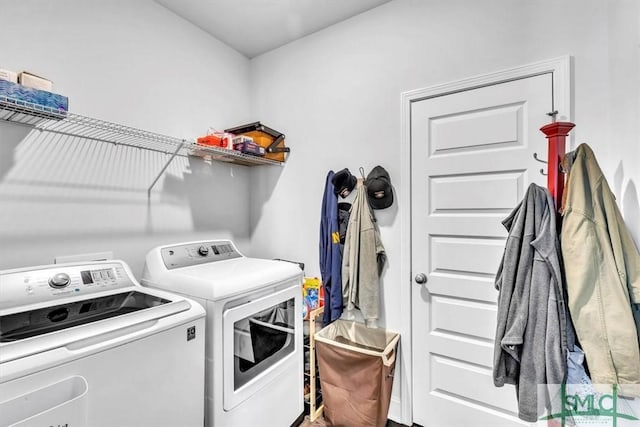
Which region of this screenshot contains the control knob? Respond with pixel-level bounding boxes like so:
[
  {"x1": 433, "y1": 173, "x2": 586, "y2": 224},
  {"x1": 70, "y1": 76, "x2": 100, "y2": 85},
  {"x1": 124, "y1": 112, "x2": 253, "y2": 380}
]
[
  {"x1": 198, "y1": 245, "x2": 210, "y2": 256},
  {"x1": 49, "y1": 272, "x2": 71, "y2": 289}
]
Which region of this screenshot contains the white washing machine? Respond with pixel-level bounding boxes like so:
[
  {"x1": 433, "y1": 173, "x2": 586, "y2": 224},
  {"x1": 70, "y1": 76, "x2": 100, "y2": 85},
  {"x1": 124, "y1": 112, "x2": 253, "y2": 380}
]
[
  {"x1": 142, "y1": 239, "x2": 304, "y2": 427},
  {"x1": 0, "y1": 260, "x2": 206, "y2": 427}
]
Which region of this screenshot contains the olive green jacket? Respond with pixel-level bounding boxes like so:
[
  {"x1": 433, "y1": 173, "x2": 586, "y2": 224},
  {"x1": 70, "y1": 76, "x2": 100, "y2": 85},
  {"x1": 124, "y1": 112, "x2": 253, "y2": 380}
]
[
  {"x1": 561, "y1": 143, "x2": 640, "y2": 385},
  {"x1": 342, "y1": 179, "x2": 386, "y2": 325}
]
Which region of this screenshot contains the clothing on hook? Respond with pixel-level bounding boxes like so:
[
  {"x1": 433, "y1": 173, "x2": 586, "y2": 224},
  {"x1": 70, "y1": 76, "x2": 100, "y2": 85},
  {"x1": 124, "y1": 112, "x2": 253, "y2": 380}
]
[
  {"x1": 560, "y1": 149, "x2": 577, "y2": 214},
  {"x1": 365, "y1": 165, "x2": 394, "y2": 210},
  {"x1": 342, "y1": 179, "x2": 386, "y2": 327},
  {"x1": 561, "y1": 143, "x2": 640, "y2": 386},
  {"x1": 320, "y1": 171, "x2": 343, "y2": 324},
  {"x1": 332, "y1": 168, "x2": 357, "y2": 198},
  {"x1": 560, "y1": 149, "x2": 576, "y2": 173},
  {"x1": 493, "y1": 183, "x2": 568, "y2": 422}
]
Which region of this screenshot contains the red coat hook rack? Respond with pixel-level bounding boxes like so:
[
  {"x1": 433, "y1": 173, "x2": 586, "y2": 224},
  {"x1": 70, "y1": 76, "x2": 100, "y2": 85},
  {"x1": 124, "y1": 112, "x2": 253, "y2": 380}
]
[{"x1": 540, "y1": 120, "x2": 575, "y2": 210}]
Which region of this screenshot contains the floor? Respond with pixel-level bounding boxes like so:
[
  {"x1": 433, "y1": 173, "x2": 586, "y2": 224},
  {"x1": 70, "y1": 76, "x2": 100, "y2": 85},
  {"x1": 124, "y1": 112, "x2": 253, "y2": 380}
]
[
  {"x1": 298, "y1": 415, "x2": 327, "y2": 426},
  {"x1": 297, "y1": 414, "x2": 407, "y2": 427}
]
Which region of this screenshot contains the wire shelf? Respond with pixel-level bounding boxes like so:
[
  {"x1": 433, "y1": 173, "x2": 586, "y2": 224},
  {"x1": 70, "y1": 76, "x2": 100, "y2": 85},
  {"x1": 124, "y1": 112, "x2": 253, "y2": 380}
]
[
  {"x1": 0, "y1": 95, "x2": 284, "y2": 196},
  {"x1": 0, "y1": 95, "x2": 284, "y2": 166}
]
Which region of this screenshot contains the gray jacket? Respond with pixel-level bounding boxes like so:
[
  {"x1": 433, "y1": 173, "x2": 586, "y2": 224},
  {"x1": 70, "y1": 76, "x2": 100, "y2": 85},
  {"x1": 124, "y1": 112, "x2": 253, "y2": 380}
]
[
  {"x1": 342, "y1": 179, "x2": 386, "y2": 325},
  {"x1": 493, "y1": 183, "x2": 568, "y2": 422}
]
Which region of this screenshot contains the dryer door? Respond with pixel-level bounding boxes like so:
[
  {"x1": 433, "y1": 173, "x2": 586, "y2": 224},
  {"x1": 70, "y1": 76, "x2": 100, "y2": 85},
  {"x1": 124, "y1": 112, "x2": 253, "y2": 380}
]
[{"x1": 222, "y1": 284, "x2": 300, "y2": 411}]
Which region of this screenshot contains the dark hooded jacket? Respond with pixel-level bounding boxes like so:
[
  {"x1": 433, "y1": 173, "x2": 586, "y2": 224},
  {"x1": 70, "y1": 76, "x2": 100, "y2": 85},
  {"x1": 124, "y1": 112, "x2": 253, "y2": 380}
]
[{"x1": 320, "y1": 171, "x2": 343, "y2": 323}]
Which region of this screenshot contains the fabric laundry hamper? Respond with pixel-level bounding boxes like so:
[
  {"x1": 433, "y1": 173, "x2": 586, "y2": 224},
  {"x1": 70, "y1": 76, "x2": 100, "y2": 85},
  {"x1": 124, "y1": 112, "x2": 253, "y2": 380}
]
[{"x1": 314, "y1": 319, "x2": 400, "y2": 427}]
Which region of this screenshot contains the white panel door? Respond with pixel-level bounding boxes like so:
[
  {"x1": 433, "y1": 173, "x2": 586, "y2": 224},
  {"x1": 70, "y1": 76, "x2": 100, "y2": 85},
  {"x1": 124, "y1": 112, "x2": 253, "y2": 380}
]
[{"x1": 411, "y1": 74, "x2": 552, "y2": 426}]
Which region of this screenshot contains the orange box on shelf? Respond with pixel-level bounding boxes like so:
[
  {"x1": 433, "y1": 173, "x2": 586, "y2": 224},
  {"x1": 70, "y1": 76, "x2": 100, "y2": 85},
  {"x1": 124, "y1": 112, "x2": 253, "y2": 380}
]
[
  {"x1": 196, "y1": 132, "x2": 233, "y2": 149},
  {"x1": 224, "y1": 122, "x2": 289, "y2": 162}
]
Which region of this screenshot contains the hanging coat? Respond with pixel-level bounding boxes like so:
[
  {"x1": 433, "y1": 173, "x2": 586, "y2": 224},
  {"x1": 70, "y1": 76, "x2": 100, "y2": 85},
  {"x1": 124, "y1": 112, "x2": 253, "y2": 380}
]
[
  {"x1": 342, "y1": 179, "x2": 386, "y2": 326},
  {"x1": 561, "y1": 143, "x2": 640, "y2": 386},
  {"x1": 320, "y1": 171, "x2": 343, "y2": 324},
  {"x1": 493, "y1": 183, "x2": 568, "y2": 422}
]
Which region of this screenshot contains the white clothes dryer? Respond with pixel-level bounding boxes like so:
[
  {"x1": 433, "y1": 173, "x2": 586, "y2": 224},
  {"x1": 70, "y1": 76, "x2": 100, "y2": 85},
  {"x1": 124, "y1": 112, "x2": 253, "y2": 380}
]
[
  {"x1": 0, "y1": 260, "x2": 205, "y2": 427},
  {"x1": 142, "y1": 239, "x2": 304, "y2": 427}
]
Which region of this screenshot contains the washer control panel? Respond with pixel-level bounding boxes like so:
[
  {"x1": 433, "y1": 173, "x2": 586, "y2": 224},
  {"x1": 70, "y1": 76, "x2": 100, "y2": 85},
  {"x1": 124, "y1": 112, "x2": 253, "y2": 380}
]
[
  {"x1": 0, "y1": 262, "x2": 133, "y2": 310},
  {"x1": 161, "y1": 240, "x2": 242, "y2": 270},
  {"x1": 49, "y1": 272, "x2": 71, "y2": 288}
]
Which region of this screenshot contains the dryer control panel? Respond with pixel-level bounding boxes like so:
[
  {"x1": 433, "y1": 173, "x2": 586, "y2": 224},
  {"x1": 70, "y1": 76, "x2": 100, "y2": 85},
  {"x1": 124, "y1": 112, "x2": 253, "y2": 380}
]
[
  {"x1": 0, "y1": 262, "x2": 134, "y2": 310},
  {"x1": 161, "y1": 240, "x2": 242, "y2": 270}
]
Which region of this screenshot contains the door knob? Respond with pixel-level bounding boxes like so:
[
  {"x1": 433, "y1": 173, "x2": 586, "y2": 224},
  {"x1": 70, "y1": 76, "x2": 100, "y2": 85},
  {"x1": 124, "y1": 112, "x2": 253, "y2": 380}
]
[{"x1": 414, "y1": 273, "x2": 428, "y2": 284}]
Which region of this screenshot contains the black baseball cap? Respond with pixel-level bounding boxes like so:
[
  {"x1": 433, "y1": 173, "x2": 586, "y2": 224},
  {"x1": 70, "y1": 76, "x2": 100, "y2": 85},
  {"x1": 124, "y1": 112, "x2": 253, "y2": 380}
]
[
  {"x1": 365, "y1": 166, "x2": 393, "y2": 209},
  {"x1": 332, "y1": 168, "x2": 357, "y2": 198}
]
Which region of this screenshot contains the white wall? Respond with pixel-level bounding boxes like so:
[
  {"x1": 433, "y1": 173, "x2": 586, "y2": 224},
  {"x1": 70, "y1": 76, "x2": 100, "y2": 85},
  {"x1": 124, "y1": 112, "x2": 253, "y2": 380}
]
[
  {"x1": 248, "y1": 0, "x2": 640, "y2": 423},
  {"x1": 0, "y1": 0, "x2": 255, "y2": 275},
  {"x1": 1, "y1": 0, "x2": 638, "y2": 424}
]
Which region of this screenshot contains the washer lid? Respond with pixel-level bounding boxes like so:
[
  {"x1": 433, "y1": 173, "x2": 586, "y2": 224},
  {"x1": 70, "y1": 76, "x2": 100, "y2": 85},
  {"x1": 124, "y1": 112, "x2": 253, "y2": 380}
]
[
  {"x1": 0, "y1": 260, "x2": 206, "y2": 366},
  {"x1": 143, "y1": 256, "x2": 302, "y2": 301},
  {"x1": 0, "y1": 290, "x2": 171, "y2": 343}
]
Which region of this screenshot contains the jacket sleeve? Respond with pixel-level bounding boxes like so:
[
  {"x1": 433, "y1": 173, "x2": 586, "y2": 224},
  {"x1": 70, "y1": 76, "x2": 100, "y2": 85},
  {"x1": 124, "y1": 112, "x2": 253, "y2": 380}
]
[
  {"x1": 357, "y1": 209, "x2": 385, "y2": 323},
  {"x1": 604, "y1": 187, "x2": 640, "y2": 303},
  {"x1": 494, "y1": 197, "x2": 528, "y2": 388},
  {"x1": 319, "y1": 171, "x2": 334, "y2": 283},
  {"x1": 342, "y1": 189, "x2": 360, "y2": 311},
  {"x1": 493, "y1": 233, "x2": 523, "y2": 387}
]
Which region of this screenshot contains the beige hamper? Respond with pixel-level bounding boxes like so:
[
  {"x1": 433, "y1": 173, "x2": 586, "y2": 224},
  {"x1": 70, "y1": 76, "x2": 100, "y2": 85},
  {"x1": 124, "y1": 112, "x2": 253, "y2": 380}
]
[{"x1": 314, "y1": 320, "x2": 400, "y2": 427}]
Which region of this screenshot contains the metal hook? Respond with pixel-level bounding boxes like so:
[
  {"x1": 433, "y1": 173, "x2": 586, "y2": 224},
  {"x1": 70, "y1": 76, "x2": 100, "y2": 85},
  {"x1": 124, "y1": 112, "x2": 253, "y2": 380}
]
[
  {"x1": 533, "y1": 153, "x2": 547, "y2": 164},
  {"x1": 359, "y1": 166, "x2": 366, "y2": 179},
  {"x1": 534, "y1": 154, "x2": 548, "y2": 175}
]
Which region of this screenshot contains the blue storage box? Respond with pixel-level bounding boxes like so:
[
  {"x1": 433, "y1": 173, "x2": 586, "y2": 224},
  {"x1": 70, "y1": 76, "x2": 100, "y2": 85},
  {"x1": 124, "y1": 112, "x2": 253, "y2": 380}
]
[
  {"x1": 233, "y1": 138, "x2": 265, "y2": 157},
  {"x1": 0, "y1": 80, "x2": 68, "y2": 120}
]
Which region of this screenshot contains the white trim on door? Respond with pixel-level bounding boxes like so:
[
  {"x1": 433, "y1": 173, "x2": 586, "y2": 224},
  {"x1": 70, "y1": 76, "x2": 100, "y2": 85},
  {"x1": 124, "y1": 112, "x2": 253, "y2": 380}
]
[{"x1": 398, "y1": 55, "x2": 572, "y2": 425}]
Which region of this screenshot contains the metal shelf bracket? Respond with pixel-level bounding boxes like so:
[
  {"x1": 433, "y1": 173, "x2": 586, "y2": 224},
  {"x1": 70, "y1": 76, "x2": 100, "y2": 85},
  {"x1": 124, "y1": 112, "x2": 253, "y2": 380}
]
[{"x1": 147, "y1": 140, "x2": 187, "y2": 197}]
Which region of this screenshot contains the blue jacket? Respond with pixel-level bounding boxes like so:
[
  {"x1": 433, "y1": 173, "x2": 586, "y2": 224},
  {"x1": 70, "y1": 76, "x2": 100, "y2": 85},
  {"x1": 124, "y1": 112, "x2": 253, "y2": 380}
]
[{"x1": 320, "y1": 171, "x2": 343, "y2": 323}]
